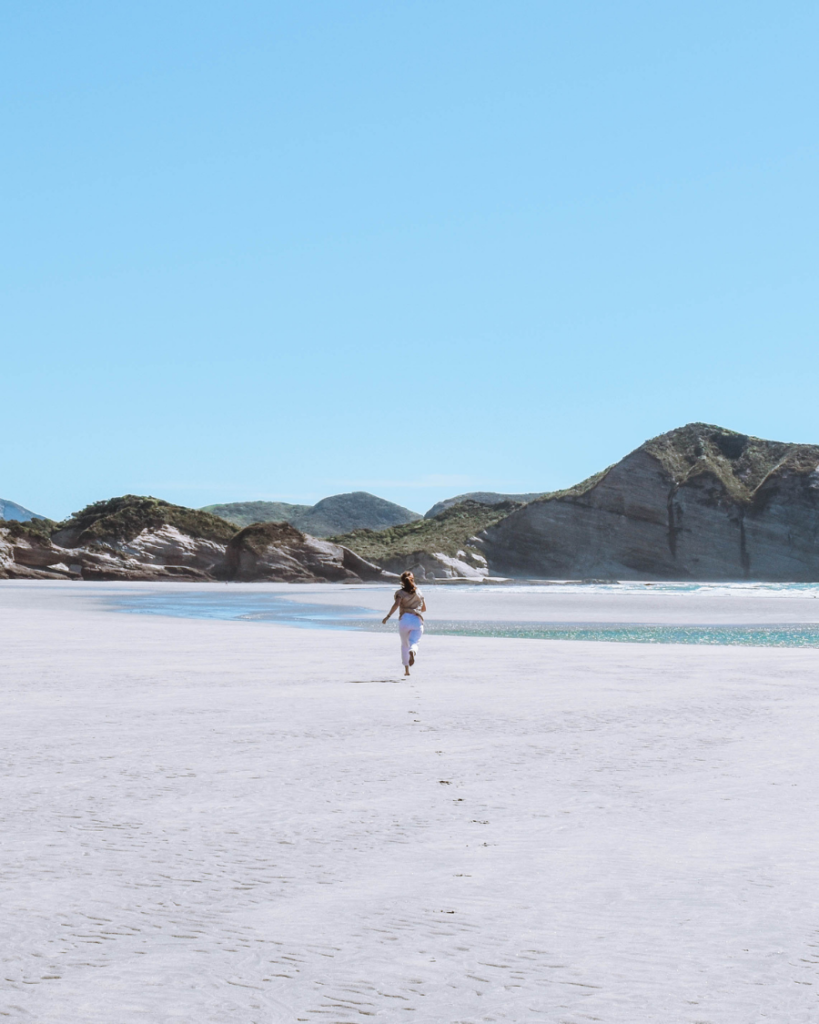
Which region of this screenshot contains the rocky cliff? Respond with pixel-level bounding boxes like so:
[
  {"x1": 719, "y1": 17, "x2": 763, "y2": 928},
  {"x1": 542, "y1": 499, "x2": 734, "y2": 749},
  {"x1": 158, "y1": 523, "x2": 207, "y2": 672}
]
[
  {"x1": 0, "y1": 520, "x2": 67, "y2": 579},
  {"x1": 225, "y1": 522, "x2": 390, "y2": 583},
  {"x1": 477, "y1": 424, "x2": 819, "y2": 581}
]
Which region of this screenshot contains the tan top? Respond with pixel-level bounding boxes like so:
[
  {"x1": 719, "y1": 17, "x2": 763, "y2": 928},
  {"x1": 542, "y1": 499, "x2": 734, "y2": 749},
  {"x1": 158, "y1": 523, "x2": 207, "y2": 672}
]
[{"x1": 395, "y1": 588, "x2": 424, "y2": 618}]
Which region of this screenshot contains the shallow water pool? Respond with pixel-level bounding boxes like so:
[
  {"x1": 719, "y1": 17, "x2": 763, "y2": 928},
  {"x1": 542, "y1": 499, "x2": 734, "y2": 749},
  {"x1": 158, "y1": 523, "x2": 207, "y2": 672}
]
[{"x1": 111, "y1": 591, "x2": 819, "y2": 647}]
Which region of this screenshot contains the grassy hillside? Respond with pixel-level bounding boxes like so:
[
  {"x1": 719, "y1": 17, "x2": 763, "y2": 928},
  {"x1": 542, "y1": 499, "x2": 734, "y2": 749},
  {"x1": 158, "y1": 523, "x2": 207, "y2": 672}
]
[
  {"x1": 424, "y1": 491, "x2": 544, "y2": 518},
  {"x1": 641, "y1": 423, "x2": 819, "y2": 502},
  {"x1": 201, "y1": 493, "x2": 420, "y2": 536},
  {"x1": 332, "y1": 499, "x2": 522, "y2": 562},
  {"x1": 294, "y1": 492, "x2": 420, "y2": 537},
  {"x1": 0, "y1": 518, "x2": 56, "y2": 543},
  {"x1": 502, "y1": 424, "x2": 819, "y2": 528},
  {"x1": 57, "y1": 496, "x2": 238, "y2": 546}
]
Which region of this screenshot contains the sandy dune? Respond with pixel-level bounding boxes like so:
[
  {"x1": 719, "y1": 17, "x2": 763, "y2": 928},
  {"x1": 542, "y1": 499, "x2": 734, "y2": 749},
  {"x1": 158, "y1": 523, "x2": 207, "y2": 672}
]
[{"x1": 3, "y1": 582, "x2": 819, "y2": 1022}]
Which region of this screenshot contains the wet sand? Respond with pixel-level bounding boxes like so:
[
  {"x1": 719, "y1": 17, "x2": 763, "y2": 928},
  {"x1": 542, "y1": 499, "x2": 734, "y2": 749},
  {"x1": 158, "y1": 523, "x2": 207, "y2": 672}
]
[{"x1": 4, "y1": 581, "x2": 819, "y2": 1022}]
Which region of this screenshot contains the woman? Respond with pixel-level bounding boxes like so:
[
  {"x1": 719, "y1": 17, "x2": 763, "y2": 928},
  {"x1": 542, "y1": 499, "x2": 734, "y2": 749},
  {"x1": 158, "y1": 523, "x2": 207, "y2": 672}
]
[{"x1": 383, "y1": 570, "x2": 427, "y2": 676}]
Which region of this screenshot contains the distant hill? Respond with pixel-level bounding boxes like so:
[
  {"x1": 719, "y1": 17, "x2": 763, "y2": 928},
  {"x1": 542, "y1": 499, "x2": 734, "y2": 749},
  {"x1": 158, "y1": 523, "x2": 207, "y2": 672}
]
[
  {"x1": 290, "y1": 492, "x2": 421, "y2": 537},
  {"x1": 424, "y1": 491, "x2": 543, "y2": 518},
  {"x1": 201, "y1": 501, "x2": 311, "y2": 528},
  {"x1": 0, "y1": 498, "x2": 46, "y2": 522},
  {"x1": 201, "y1": 491, "x2": 421, "y2": 537}
]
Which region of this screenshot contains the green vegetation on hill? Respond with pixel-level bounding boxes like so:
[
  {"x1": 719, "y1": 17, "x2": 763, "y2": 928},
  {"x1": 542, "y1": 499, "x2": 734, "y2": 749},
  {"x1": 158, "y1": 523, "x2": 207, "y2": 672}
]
[
  {"x1": 201, "y1": 492, "x2": 421, "y2": 537},
  {"x1": 332, "y1": 500, "x2": 523, "y2": 562},
  {"x1": 519, "y1": 423, "x2": 819, "y2": 518},
  {"x1": 58, "y1": 495, "x2": 238, "y2": 545},
  {"x1": 200, "y1": 500, "x2": 311, "y2": 528},
  {"x1": 641, "y1": 423, "x2": 819, "y2": 503},
  {"x1": 424, "y1": 491, "x2": 544, "y2": 518},
  {"x1": 527, "y1": 469, "x2": 611, "y2": 506},
  {"x1": 0, "y1": 517, "x2": 56, "y2": 543},
  {"x1": 295, "y1": 492, "x2": 420, "y2": 537}
]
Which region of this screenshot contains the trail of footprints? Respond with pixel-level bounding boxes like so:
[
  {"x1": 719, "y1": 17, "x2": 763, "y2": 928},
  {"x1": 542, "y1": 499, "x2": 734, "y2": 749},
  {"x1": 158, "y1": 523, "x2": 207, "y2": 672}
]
[{"x1": 7, "y1": 665, "x2": 819, "y2": 1021}]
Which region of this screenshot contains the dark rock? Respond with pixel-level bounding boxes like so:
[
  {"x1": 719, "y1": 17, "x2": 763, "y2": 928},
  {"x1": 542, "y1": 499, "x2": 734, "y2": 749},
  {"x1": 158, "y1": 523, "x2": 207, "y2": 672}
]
[
  {"x1": 224, "y1": 521, "x2": 394, "y2": 582},
  {"x1": 339, "y1": 546, "x2": 399, "y2": 582}
]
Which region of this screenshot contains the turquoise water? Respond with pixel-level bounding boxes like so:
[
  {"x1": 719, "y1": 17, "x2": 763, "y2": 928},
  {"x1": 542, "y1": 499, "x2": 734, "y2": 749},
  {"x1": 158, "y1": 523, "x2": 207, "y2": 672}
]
[
  {"x1": 418, "y1": 622, "x2": 819, "y2": 647},
  {"x1": 110, "y1": 591, "x2": 375, "y2": 629},
  {"x1": 111, "y1": 591, "x2": 819, "y2": 648}
]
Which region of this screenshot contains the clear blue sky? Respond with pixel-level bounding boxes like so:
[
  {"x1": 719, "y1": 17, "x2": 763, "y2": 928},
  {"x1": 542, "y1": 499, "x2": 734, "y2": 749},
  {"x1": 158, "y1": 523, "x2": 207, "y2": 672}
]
[{"x1": 3, "y1": 1, "x2": 817, "y2": 519}]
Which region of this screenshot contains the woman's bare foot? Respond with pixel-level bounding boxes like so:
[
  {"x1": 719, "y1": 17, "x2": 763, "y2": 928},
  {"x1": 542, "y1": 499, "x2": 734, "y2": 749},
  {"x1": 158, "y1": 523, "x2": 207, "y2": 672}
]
[
  {"x1": 404, "y1": 666, "x2": 411, "y2": 677},
  {"x1": 409, "y1": 651, "x2": 415, "y2": 667}
]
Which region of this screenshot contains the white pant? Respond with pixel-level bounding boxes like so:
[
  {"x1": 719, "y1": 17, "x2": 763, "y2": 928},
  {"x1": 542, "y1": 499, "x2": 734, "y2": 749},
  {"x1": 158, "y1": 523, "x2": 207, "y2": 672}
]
[{"x1": 398, "y1": 613, "x2": 424, "y2": 666}]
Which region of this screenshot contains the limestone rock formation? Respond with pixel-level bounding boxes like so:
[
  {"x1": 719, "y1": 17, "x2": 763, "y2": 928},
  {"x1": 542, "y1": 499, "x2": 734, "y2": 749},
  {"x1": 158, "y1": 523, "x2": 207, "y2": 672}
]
[
  {"x1": 0, "y1": 521, "x2": 70, "y2": 579},
  {"x1": 477, "y1": 424, "x2": 819, "y2": 581},
  {"x1": 224, "y1": 522, "x2": 394, "y2": 583},
  {"x1": 46, "y1": 496, "x2": 236, "y2": 581},
  {"x1": 0, "y1": 495, "x2": 396, "y2": 583},
  {"x1": 377, "y1": 548, "x2": 489, "y2": 581}
]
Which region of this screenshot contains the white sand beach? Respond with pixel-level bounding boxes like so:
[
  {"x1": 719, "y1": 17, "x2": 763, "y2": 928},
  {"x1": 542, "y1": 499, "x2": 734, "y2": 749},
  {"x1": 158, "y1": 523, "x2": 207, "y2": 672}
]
[{"x1": 4, "y1": 581, "x2": 819, "y2": 1023}]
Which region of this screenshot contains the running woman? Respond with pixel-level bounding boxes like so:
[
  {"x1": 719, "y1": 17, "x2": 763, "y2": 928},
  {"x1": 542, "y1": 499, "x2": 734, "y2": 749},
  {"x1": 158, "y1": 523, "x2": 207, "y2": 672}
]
[{"x1": 382, "y1": 570, "x2": 426, "y2": 676}]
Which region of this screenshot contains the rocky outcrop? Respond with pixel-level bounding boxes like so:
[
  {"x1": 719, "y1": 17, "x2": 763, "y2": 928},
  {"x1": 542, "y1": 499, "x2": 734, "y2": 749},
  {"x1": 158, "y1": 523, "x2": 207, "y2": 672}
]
[
  {"x1": 378, "y1": 549, "x2": 489, "y2": 580},
  {"x1": 0, "y1": 495, "x2": 397, "y2": 584},
  {"x1": 477, "y1": 424, "x2": 819, "y2": 581},
  {"x1": 224, "y1": 522, "x2": 395, "y2": 583},
  {"x1": 0, "y1": 521, "x2": 74, "y2": 579},
  {"x1": 45, "y1": 496, "x2": 236, "y2": 582}
]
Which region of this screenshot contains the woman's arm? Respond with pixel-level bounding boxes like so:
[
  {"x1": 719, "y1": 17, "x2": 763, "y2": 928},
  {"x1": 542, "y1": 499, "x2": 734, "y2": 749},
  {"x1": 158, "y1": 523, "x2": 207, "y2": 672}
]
[
  {"x1": 421, "y1": 598, "x2": 427, "y2": 612},
  {"x1": 382, "y1": 599, "x2": 400, "y2": 624}
]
